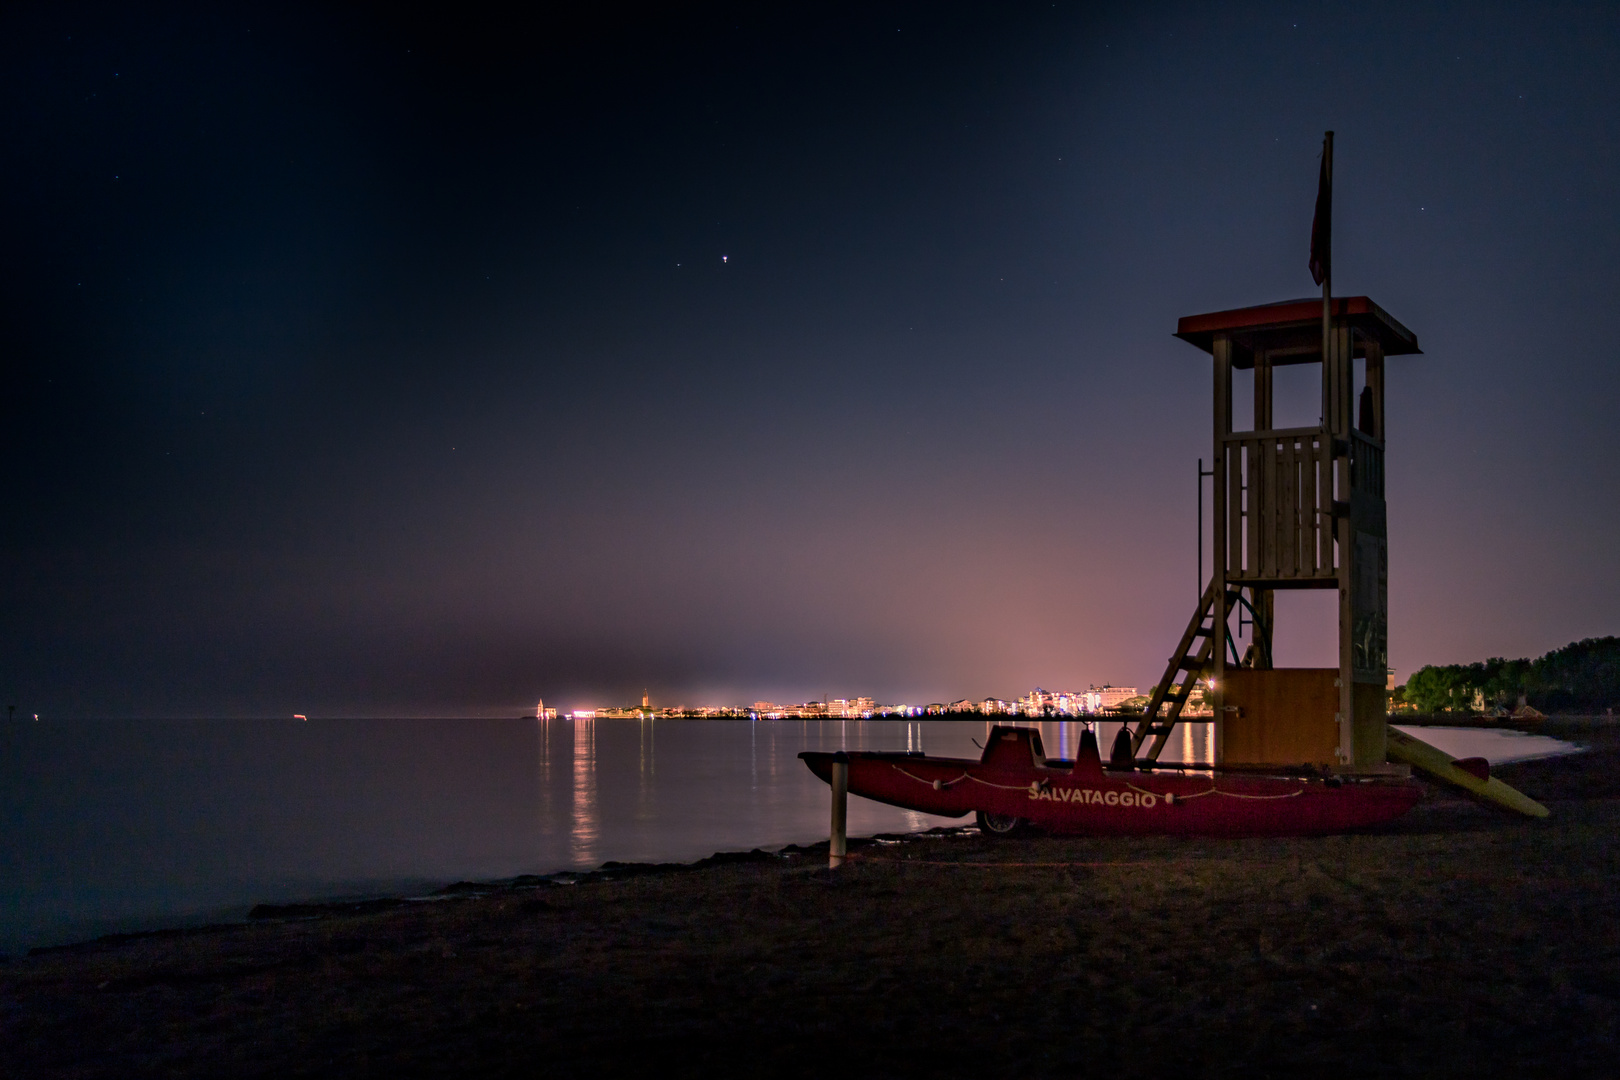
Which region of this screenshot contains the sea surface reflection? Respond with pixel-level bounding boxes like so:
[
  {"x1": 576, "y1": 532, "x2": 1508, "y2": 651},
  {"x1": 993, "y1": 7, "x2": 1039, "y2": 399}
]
[
  {"x1": 0, "y1": 717, "x2": 1205, "y2": 952},
  {"x1": 532, "y1": 716, "x2": 1205, "y2": 869}
]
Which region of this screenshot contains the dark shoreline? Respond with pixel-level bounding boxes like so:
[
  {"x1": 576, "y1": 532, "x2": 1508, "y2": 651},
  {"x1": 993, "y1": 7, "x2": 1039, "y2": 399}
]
[
  {"x1": 20, "y1": 829, "x2": 978, "y2": 960},
  {"x1": 6, "y1": 729, "x2": 1620, "y2": 1078}
]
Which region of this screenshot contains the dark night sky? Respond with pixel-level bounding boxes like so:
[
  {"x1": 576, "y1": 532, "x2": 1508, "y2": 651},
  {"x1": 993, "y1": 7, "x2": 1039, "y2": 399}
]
[{"x1": 4, "y1": 2, "x2": 1619, "y2": 717}]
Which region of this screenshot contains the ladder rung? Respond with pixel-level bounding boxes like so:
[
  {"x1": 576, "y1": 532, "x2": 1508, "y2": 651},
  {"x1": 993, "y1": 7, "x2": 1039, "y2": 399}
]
[{"x1": 1144, "y1": 591, "x2": 1224, "y2": 738}]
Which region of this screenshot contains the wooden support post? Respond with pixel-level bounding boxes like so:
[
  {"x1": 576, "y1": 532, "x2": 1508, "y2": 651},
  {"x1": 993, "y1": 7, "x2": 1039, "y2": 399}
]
[
  {"x1": 1366, "y1": 340, "x2": 1385, "y2": 442},
  {"x1": 1212, "y1": 334, "x2": 1232, "y2": 762},
  {"x1": 1249, "y1": 349, "x2": 1271, "y2": 586},
  {"x1": 1332, "y1": 323, "x2": 1357, "y2": 768},
  {"x1": 829, "y1": 751, "x2": 848, "y2": 868},
  {"x1": 1349, "y1": 333, "x2": 1390, "y2": 770},
  {"x1": 1254, "y1": 349, "x2": 1273, "y2": 432}
]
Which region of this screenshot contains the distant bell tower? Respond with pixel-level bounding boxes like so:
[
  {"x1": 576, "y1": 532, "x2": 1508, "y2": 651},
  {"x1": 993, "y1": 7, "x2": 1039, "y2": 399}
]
[
  {"x1": 1131, "y1": 295, "x2": 1420, "y2": 773},
  {"x1": 642, "y1": 689, "x2": 650, "y2": 709}
]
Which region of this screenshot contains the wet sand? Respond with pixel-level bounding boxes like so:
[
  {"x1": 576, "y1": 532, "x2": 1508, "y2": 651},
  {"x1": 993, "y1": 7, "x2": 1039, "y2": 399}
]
[{"x1": 6, "y1": 726, "x2": 1620, "y2": 1079}]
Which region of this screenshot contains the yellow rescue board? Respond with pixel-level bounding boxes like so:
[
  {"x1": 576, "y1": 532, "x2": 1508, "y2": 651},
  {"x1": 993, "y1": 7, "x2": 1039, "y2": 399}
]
[{"x1": 1386, "y1": 726, "x2": 1549, "y2": 818}]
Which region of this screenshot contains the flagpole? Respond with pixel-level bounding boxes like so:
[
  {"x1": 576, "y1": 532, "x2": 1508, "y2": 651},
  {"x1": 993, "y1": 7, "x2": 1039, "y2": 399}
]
[{"x1": 1320, "y1": 131, "x2": 1334, "y2": 396}]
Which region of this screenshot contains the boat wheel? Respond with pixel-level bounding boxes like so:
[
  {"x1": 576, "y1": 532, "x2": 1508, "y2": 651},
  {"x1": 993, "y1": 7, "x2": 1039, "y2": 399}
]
[{"x1": 975, "y1": 810, "x2": 1028, "y2": 838}]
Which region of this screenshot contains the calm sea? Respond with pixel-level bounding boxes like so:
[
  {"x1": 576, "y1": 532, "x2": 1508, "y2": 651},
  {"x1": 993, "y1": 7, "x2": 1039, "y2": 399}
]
[{"x1": 0, "y1": 717, "x2": 1572, "y2": 954}]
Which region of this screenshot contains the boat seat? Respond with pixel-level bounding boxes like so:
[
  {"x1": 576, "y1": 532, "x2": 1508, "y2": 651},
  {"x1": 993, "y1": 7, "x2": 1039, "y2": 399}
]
[
  {"x1": 1072, "y1": 728, "x2": 1105, "y2": 780},
  {"x1": 979, "y1": 725, "x2": 1046, "y2": 769},
  {"x1": 1108, "y1": 726, "x2": 1135, "y2": 771}
]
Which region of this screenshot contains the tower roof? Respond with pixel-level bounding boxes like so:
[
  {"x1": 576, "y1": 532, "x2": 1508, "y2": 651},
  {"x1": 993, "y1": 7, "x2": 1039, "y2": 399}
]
[{"x1": 1175, "y1": 296, "x2": 1420, "y2": 368}]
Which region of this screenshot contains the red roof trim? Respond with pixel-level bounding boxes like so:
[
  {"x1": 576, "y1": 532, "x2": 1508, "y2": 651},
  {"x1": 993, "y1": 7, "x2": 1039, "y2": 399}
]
[
  {"x1": 1177, "y1": 296, "x2": 1377, "y2": 337},
  {"x1": 1174, "y1": 295, "x2": 1420, "y2": 357}
]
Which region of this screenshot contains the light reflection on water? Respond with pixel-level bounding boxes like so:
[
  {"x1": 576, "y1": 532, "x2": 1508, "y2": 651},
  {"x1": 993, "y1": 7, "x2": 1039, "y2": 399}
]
[
  {"x1": 536, "y1": 716, "x2": 1214, "y2": 872},
  {"x1": 571, "y1": 717, "x2": 596, "y2": 864}
]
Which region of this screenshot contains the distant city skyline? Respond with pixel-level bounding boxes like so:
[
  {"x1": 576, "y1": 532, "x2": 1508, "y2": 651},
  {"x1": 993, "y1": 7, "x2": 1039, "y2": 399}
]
[{"x1": 548, "y1": 683, "x2": 1147, "y2": 721}]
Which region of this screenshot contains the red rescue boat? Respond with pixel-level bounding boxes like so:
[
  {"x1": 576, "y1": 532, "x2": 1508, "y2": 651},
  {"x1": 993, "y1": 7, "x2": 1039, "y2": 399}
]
[{"x1": 800, "y1": 724, "x2": 1421, "y2": 838}]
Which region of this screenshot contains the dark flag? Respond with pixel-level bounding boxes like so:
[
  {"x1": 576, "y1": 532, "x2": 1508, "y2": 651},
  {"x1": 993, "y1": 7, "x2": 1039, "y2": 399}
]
[{"x1": 1309, "y1": 134, "x2": 1331, "y2": 286}]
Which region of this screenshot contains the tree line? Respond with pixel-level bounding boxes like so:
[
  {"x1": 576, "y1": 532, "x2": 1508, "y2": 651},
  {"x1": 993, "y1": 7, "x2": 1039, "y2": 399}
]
[{"x1": 1394, "y1": 636, "x2": 1620, "y2": 714}]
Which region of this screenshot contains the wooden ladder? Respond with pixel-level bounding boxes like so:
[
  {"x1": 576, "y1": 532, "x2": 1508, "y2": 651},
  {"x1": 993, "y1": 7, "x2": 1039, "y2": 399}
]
[{"x1": 1129, "y1": 582, "x2": 1237, "y2": 762}]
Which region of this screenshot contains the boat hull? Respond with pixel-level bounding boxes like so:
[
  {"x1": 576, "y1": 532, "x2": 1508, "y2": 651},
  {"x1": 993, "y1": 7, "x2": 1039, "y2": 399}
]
[{"x1": 800, "y1": 726, "x2": 1421, "y2": 838}]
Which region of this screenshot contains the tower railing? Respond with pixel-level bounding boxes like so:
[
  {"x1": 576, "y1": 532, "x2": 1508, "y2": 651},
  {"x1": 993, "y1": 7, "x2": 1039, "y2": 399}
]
[
  {"x1": 1349, "y1": 429, "x2": 1384, "y2": 498},
  {"x1": 1220, "y1": 425, "x2": 1335, "y2": 582}
]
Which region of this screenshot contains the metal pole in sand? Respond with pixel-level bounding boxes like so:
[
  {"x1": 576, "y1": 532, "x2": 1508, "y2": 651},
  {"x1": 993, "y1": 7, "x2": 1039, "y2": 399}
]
[{"x1": 829, "y1": 751, "x2": 849, "y2": 868}]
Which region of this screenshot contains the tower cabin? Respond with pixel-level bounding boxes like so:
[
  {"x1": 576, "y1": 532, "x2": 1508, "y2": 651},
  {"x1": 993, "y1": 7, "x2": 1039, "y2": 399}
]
[{"x1": 1131, "y1": 296, "x2": 1420, "y2": 774}]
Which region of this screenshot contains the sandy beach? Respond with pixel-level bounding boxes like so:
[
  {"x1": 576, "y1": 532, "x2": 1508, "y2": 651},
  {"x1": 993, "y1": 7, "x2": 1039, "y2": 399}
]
[{"x1": 5, "y1": 723, "x2": 1619, "y2": 1079}]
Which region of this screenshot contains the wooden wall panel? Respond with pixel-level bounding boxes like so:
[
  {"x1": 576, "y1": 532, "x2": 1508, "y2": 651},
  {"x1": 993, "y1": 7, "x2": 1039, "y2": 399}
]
[{"x1": 1219, "y1": 668, "x2": 1339, "y2": 766}]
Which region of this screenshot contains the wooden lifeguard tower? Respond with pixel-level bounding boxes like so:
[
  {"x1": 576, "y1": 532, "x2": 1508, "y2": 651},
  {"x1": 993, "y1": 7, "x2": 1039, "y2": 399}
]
[
  {"x1": 1121, "y1": 131, "x2": 1434, "y2": 775},
  {"x1": 1126, "y1": 295, "x2": 1419, "y2": 774},
  {"x1": 1114, "y1": 134, "x2": 1547, "y2": 816}
]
